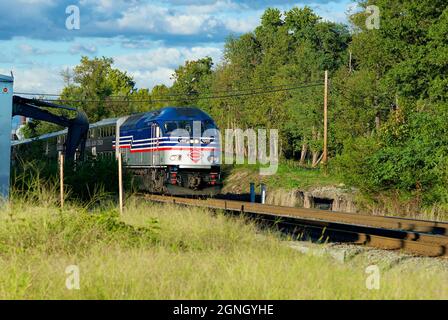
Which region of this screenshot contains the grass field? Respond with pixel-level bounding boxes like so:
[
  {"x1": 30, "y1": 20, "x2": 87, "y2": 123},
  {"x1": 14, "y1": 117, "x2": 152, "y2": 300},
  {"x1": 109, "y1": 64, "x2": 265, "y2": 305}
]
[{"x1": 0, "y1": 194, "x2": 447, "y2": 300}]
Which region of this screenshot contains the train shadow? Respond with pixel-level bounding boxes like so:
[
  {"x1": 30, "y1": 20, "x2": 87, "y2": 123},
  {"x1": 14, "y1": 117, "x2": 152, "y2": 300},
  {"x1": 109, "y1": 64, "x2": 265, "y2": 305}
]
[
  {"x1": 215, "y1": 192, "x2": 261, "y2": 202},
  {"x1": 218, "y1": 210, "x2": 446, "y2": 256}
]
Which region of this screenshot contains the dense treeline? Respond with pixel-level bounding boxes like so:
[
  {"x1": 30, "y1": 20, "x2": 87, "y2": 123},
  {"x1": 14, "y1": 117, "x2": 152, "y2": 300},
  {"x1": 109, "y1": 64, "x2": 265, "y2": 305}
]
[
  {"x1": 24, "y1": 1, "x2": 448, "y2": 207},
  {"x1": 333, "y1": 0, "x2": 448, "y2": 206}
]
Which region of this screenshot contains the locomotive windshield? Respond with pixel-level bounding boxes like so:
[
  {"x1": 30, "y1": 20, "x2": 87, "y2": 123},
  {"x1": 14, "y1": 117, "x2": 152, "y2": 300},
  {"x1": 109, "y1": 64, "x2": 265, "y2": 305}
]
[{"x1": 163, "y1": 120, "x2": 216, "y2": 136}]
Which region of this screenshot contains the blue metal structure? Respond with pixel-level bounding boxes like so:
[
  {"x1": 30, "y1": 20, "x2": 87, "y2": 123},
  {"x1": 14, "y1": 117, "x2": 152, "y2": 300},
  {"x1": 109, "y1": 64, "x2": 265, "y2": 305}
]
[
  {"x1": 250, "y1": 182, "x2": 255, "y2": 203},
  {"x1": 12, "y1": 96, "x2": 89, "y2": 161},
  {"x1": 0, "y1": 74, "x2": 13, "y2": 199}
]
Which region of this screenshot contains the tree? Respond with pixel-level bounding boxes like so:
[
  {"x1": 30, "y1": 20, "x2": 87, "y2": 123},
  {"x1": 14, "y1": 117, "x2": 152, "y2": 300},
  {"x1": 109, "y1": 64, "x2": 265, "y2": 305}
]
[
  {"x1": 202, "y1": 7, "x2": 350, "y2": 164},
  {"x1": 332, "y1": 0, "x2": 448, "y2": 207},
  {"x1": 170, "y1": 57, "x2": 213, "y2": 106},
  {"x1": 61, "y1": 56, "x2": 136, "y2": 122}
]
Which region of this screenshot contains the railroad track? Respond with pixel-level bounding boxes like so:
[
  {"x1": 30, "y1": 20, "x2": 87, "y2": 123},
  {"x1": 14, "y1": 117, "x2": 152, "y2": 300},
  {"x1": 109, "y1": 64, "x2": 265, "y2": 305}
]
[{"x1": 142, "y1": 194, "x2": 448, "y2": 258}]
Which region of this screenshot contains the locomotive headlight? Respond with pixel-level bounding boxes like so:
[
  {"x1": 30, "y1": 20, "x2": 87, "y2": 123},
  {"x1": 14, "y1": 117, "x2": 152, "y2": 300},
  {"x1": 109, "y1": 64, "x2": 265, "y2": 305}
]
[
  {"x1": 207, "y1": 155, "x2": 219, "y2": 163},
  {"x1": 170, "y1": 154, "x2": 182, "y2": 161},
  {"x1": 201, "y1": 137, "x2": 214, "y2": 144},
  {"x1": 191, "y1": 138, "x2": 200, "y2": 144}
]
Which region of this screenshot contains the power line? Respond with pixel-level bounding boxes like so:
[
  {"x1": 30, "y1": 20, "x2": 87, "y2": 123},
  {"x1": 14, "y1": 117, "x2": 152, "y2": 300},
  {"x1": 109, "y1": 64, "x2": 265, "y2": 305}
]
[
  {"x1": 15, "y1": 80, "x2": 323, "y2": 99},
  {"x1": 14, "y1": 92, "x2": 62, "y2": 97},
  {"x1": 32, "y1": 83, "x2": 323, "y2": 104}
]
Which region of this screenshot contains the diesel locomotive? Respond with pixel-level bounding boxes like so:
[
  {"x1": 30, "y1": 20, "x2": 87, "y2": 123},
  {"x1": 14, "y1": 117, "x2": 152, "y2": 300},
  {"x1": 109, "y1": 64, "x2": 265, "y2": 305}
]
[{"x1": 12, "y1": 107, "x2": 222, "y2": 196}]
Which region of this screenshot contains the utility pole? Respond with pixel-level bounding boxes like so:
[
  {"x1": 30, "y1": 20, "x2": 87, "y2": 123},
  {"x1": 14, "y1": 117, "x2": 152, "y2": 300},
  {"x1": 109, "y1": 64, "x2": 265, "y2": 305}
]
[
  {"x1": 118, "y1": 151, "x2": 123, "y2": 215},
  {"x1": 115, "y1": 116, "x2": 128, "y2": 215},
  {"x1": 322, "y1": 70, "x2": 329, "y2": 165},
  {"x1": 59, "y1": 152, "x2": 64, "y2": 209},
  {"x1": 349, "y1": 51, "x2": 352, "y2": 73}
]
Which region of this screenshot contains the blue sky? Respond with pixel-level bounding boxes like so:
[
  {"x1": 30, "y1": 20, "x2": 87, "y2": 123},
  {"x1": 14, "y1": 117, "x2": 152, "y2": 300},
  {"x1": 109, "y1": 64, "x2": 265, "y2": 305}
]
[{"x1": 0, "y1": 0, "x2": 357, "y2": 94}]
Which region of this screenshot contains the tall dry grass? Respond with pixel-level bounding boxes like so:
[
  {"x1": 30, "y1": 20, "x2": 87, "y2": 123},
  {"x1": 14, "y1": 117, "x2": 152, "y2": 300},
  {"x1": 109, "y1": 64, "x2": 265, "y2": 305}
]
[
  {"x1": 0, "y1": 191, "x2": 447, "y2": 299},
  {"x1": 0, "y1": 164, "x2": 446, "y2": 299}
]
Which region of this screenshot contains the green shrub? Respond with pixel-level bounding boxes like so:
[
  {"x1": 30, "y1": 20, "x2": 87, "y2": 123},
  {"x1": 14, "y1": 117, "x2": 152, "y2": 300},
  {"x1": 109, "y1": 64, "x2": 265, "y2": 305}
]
[
  {"x1": 12, "y1": 157, "x2": 132, "y2": 204},
  {"x1": 333, "y1": 106, "x2": 448, "y2": 206},
  {"x1": 0, "y1": 208, "x2": 159, "y2": 256}
]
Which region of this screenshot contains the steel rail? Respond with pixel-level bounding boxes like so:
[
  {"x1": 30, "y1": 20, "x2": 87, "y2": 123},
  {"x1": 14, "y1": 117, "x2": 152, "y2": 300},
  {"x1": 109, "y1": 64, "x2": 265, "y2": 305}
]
[
  {"x1": 142, "y1": 194, "x2": 448, "y2": 257},
  {"x1": 143, "y1": 194, "x2": 448, "y2": 235}
]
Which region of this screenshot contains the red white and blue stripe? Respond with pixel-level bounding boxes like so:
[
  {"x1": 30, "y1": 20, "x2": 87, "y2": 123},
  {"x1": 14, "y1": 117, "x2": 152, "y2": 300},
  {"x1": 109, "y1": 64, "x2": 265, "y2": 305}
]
[{"x1": 113, "y1": 136, "x2": 220, "y2": 153}]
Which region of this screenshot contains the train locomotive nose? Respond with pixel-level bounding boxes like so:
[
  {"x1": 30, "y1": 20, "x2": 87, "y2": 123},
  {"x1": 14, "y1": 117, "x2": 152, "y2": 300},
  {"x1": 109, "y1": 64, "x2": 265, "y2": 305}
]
[{"x1": 188, "y1": 149, "x2": 202, "y2": 163}]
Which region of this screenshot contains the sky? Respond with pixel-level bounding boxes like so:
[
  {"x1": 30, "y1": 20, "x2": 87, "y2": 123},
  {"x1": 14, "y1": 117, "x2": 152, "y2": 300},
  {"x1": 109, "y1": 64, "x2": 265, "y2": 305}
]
[{"x1": 0, "y1": 0, "x2": 357, "y2": 95}]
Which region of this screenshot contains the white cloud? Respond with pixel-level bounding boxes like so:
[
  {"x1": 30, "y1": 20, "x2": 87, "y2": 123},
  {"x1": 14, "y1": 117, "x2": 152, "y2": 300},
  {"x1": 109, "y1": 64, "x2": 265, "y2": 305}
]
[
  {"x1": 165, "y1": 15, "x2": 211, "y2": 35},
  {"x1": 80, "y1": 0, "x2": 138, "y2": 15},
  {"x1": 184, "y1": 46, "x2": 223, "y2": 61},
  {"x1": 113, "y1": 4, "x2": 215, "y2": 35},
  {"x1": 0, "y1": 44, "x2": 223, "y2": 94},
  {"x1": 114, "y1": 46, "x2": 222, "y2": 71},
  {"x1": 97, "y1": 0, "x2": 263, "y2": 37},
  {"x1": 0, "y1": 0, "x2": 351, "y2": 97},
  {"x1": 69, "y1": 43, "x2": 98, "y2": 55},
  {"x1": 17, "y1": 43, "x2": 54, "y2": 55},
  {"x1": 114, "y1": 47, "x2": 183, "y2": 71},
  {"x1": 0, "y1": 66, "x2": 65, "y2": 93},
  {"x1": 100, "y1": 2, "x2": 251, "y2": 37},
  {"x1": 120, "y1": 39, "x2": 163, "y2": 49},
  {"x1": 1, "y1": 0, "x2": 350, "y2": 43},
  {"x1": 17, "y1": 44, "x2": 35, "y2": 55},
  {"x1": 131, "y1": 67, "x2": 175, "y2": 89},
  {"x1": 16, "y1": 0, "x2": 54, "y2": 4},
  {"x1": 184, "y1": 0, "x2": 242, "y2": 15},
  {"x1": 224, "y1": 16, "x2": 259, "y2": 33},
  {"x1": 113, "y1": 45, "x2": 223, "y2": 89}
]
